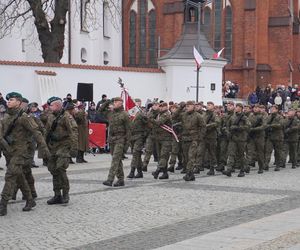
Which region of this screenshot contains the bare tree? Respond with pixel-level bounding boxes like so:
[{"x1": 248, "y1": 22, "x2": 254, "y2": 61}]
[{"x1": 0, "y1": 0, "x2": 121, "y2": 63}]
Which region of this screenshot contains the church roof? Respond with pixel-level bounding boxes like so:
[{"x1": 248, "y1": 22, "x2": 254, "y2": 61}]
[{"x1": 159, "y1": 23, "x2": 226, "y2": 62}]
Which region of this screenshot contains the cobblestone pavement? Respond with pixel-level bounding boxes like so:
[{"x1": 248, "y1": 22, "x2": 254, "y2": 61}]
[{"x1": 0, "y1": 153, "x2": 300, "y2": 249}]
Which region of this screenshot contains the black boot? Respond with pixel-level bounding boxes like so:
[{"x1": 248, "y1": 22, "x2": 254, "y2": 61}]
[
  {"x1": 183, "y1": 172, "x2": 195, "y2": 181},
  {"x1": 244, "y1": 166, "x2": 250, "y2": 174},
  {"x1": 62, "y1": 192, "x2": 70, "y2": 204},
  {"x1": 180, "y1": 168, "x2": 187, "y2": 174},
  {"x1": 175, "y1": 164, "x2": 183, "y2": 170},
  {"x1": 134, "y1": 168, "x2": 143, "y2": 178},
  {"x1": 23, "y1": 199, "x2": 36, "y2": 212},
  {"x1": 274, "y1": 166, "x2": 280, "y2": 171},
  {"x1": 167, "y1": 166, "x2": 175, "y2": 173},
  {"x1": 237, "y1": 171, "x2": 245, "y2": 177},
  {"x1": 114, "y1": 179, "x2": 125, "y2": 187},
  {"x1": 0, "y1": 199, "x2": 8, "y2": 216},
  {"x1": 43, "y1": 159, "x2": 48, "y2": 166},
  {"x1": 207, "y1": 167, "x2": 215, "y2": 176},
  {"x1": 159, "y1": 168, "x2": 169, "y2": 179},
  {"x1": 32, "y1": 192, "x2": 38, "y2": 199},
  {"x1": 142, "y1": 165, "x2": 147, "y2": 172},
  {"x1": 47, "y1": 194, "x2": 63, "y2": 205},
  {"x1": 152, "y1": 168, "x2": 160, "y2": 179},
  {"x1": 222, "y1": 169, "x2": 232, "y2": 177},
  {"x1": 127, "y1": 168, "x2": 135, "y2": 178},
  {"x1": 216, "y1": 165, "x2": 225, "y2": 172},
  {"x1": 193, "y1": 166, "x2": 200, "y2": 174},
  {"x1": 69, "y1": 158, "x2": 75, "y2": 164},
  {"x1": 103, "y1": 180, "x2": 113, "y2": 186},
  {"x1": 81, "y1": 151, "x2": 88, "y2": 163},
  {"x1": 76, "y1": 151, "x2": 83, "y2": 163}
]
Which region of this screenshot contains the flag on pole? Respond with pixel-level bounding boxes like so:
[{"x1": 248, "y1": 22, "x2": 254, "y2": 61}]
[
  {"x1": 121, "y1": 87, "x2": 139, "y2": 118},
  {"x1": 213, "y1": 47, "x2": 225, "y2": 59},
  {"x1": 193, "y1": 46, "x2": 204, "y2": 69}
]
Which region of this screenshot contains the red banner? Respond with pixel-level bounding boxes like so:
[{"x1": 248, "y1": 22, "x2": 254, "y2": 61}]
[{"x1": 88, "y1": 123, "x2": 106, "y2": 148}]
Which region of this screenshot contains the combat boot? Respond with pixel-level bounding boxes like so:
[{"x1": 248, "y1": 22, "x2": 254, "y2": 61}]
[
  {"x1": 264, "y1": 165, "x2": 269, "y2": 171},
  {"x1": 216, "y1": 165, "x2": 225, "y2": 172},
  {"x1": 183, "y1": 172, "x2": 195, "y2": 181},
  {"x1": 258, "y1": 165, "x2": 264, "y2": 174},
  {"x1": 127, "y1": 167, "x2": 135, "y2": 179},
  {"x1": 134, "y1": 168, "x2": 143, "y2": 178},
  {"x1": 102, "y1": 180, "x2": 113, "y2": 186},
  {"x1": 222, "y1": 169, "x2": 232, "y2": 177},
  {"x1": 0, "y1": 199, "x2": 8, "y2": 216},
  {"x1": 167, "y1": 166, "x2": 175, "y2": 173},
  {"x1": 244, "y1": 166, "x2": 250, "y2": 174},
  {"x1": 292, "y1": 164, "x2": 296, "y2": 169},
  {"x1": 152, "y1": 168, "x2": 160, "y2": 179},
  {"x1": 193, "y1": 166, "x2": 200, "y2": 174},
  {"x1": 274, "y1": 166, "x2": 280, "y2": 171},
  {"x1": 62, "y1": 192, "x2": 69, "y2": 204},
  {"x1": 23, "y1": 199, "x2": 36, "y2": 212},
  {"x1": 113, "y1": 179, "x2": 125, "y2": 187},
  {"x1": 159, "y1": 169, "x2": 169, "y2": 179},
  {"x1": 237, "y1": 171, "x2": 245, "y2": 177},
  {"x1": 32, "y1": 192, "x2": 38, "y2": 199},
  {"x1": 180, "y1": 168, "x2": 187, "y2": 174},
  {"x1": 142, "y1": 165, "x2": 148, "y2": 172},
  {"x1": 207, "y1": 167, "x2": 215, "y2": 176},
  {"x1": 47, "y1": 195, "x2": 63, "y2": 205},
  {"x1": 175, "y1": 164, "x2": 183, "y2": 170}
]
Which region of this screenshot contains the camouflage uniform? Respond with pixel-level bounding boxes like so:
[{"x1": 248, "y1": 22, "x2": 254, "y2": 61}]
[
  {"x1": 74, "y1": 110, "x2": 89, "y2": 163},
  {"x1": 100, "y1": 100, "x2": 131, "y2": 186},
  {"x1": 284, "y1": 115, "x2": 299, "y2": 168},
  {"x1": 46, "y1": 110, "x2": 78, "y2": 203},
  {"x1": 0, "y1": 106, "x2": 50, "y2": 215}
]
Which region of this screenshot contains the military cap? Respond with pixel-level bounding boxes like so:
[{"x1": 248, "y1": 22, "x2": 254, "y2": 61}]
[
  {"x1": 22, "y1": 98, "x2": 29, "y2": 103},
  {"x1": 236, "y1": 103, "x2": 243, "y2": 108},
  {"x1": 65, "y1": 102, "x2": 75, "y2": 110},
  {"x1": 186, "y1": 100, "x2": 195, "y2": 106},
  {"x1": 152, "y1": 101, "x2": 160, "y2": 105},
  {"x1": 47, "y1": 96, "x2": 62, "y2": 105},
  {"x1": 135, "y1": 98, "x2": 141, "y2": 103},
  {"x1": 29, "y1": 102, "x2": 38, "y2": 108},
  {"x1": 6, "y1": 92, "x2": 22, "y2": 100},
  {"x1": 207, "y1": 101, "x2": 214, "y2": 105},
  {"x1": 113, "y1": 97, "x2": 123, "y2": 102},
  {"x1": 159, "y1": 102, "x2": 168, "y2": 107}
]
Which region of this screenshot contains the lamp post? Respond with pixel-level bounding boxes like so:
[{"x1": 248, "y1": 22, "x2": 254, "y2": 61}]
[{"x1": 185, "y1": 0, "x2": 206, "y2": 102}]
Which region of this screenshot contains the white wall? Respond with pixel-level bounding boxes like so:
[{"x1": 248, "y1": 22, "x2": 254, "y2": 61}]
[
  {"x1": 0, "y1": 64, "x2": 166, "y2": 106},
  {"x1": 159, "y1": 59, "x2": 226, "y2": 105}
]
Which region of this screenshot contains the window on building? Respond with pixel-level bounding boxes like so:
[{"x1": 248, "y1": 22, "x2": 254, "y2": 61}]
[
  {"x1": 81, "y1": 48, "x2": 87, "y2": 63},
  {"x1": 103, "y1": 1, "x2": 110, "y2": 38},
  {"x1": 81, "y1": 0, "x2": 90, "y2": 32},
  {"x1": 103, "y1": 51, "x2": 109, "y2": 65},
  {"x1": 129, "y1": 10, "x2": 137, "y2": 65},
  {"x1": 148, "y1": 10, "x2": 157, "y2": 66},
  {"x1": 225, "y1": 6, "x2": 232, "y2": 62},
  {"x1": 202, "y1": 7, "x2": 211, "y2": 44},
  {"x1": 21, "y1": 39, "x2": 26, "y2": 52},
  {"x1": 214, "y1": 0, "x2": 222, "y2": 51},
  {"x1": 139, "y1": 0, "x2": 147, "y2": 65}
]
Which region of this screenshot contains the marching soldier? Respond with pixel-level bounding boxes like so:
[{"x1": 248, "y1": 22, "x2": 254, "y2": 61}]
[
  {"x1": 0, "y1": 92, "x2": 50, "y2": 216},
  {"x1": 223, "y1": 103, "x2": 250, "y2": 177},
  {"x1": 46, "y1": 97, "x2": 78, "y2": 204}
]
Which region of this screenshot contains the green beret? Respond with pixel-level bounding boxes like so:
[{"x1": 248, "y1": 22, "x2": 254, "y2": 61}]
[
  {"x1": 6, "y1": 92, "x2": 22, "y2": 100},
  {"x1": 22, "y1": 98, "x2": 29, "y2": 103},
  {"x1": 236, "y1": 103, "x2": 243, "y2": 108},
  {"x1": 29, "y1": 102, "x2": 38, "y2": 108},
  {"x1": 47, "y1": 96, "x2": 62, "y2": 105},
  {"x1": 186, "y1": 100, "x2": 195, "y2": 106},
  {"x1": 113, "y1": 97, "x2": 123, "y2": 102}
]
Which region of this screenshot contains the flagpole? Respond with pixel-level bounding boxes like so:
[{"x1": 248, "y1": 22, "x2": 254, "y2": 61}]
[{"x1": 196, "y1": 66, "x2": 199, "y2": 103}]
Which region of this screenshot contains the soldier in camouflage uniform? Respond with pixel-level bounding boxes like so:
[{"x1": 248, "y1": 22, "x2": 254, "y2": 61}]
[
  {"x1": 127, "y1": 99, "x2": 148, "y2": 179},
  {"x1": 0, "y1": 92, "x2": 50, "y2": 216},
  {"x1": 168, "y1": 104, "x2": 183, "y2": 172},
  {"x1": 247, "y1": 104, "x2": 266, "y2": 174},
  {"x1": 100, "y1": 97, "x2": 131, "y2": 187},
  {"x1": 223, "y1": 103, "x2": 250, "y2": 177},
  {"x1": 173, "y1": 101, "x2": 206, "y2": 181},
  {"x1": 264, "y1": 105, "x2": 285, "y2": 171},
  {"x1": 46, "y1": 97, "x2": 78, "y2": 205},
  {"x1": 216, "y1": 101, "x2": 235, "y2": 171},
  {"x1": 142, "y1": 102, "x2": 160, "y2": 172},
  {"x1": 283, "y1": 109, "x2": 299, "y2": 169},
  {"x1": 151, "y1": 102, "x2": 173, "y2": 180}
]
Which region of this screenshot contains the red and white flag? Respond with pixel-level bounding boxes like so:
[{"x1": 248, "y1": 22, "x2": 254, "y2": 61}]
[
  {"x1": 213, "y1": 48, "x2": 225, "y2": 59},
  {"x1": 193, "y1": 46, "x2": 204, "y2": 69},
  {"x1": 121, "y1": 87, "x2": 139, "y2": 118}
]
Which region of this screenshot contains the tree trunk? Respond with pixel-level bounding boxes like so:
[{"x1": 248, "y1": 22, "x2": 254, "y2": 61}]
[{"x1": 27, "y1": 0, "x2": 69, "y2": 63}]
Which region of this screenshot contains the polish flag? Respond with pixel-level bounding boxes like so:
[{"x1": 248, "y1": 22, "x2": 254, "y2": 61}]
[
  {"x1": 193, "y1": 46, "x2": 204, "y2": 69},
  {"x1": 213, "y1": 48, "x2": 225, "y2": 59},
  {"x1": 121, "y1": 88, "x2": 139, "y2": 118}
]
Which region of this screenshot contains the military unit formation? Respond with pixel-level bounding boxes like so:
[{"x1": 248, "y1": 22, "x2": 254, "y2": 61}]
[{"x1": 0, "y1": 92, "x2": 299, "y2": 217}]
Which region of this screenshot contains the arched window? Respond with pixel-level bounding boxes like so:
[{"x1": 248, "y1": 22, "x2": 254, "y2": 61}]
[
  {"x1": 202, "y1": 7, "x2": 211, "y2": 44},
  {"x1": 129, "y1": 10, "x2": 137, "y2": 65},
  {"x1": 225, "y1": 6, "x2": 232, "y2": 62},
  {"x1": 214, "y1": 0, "x2": 222, "y2": 51},
  {"x1": 139, "y1": 0, "x2": 147, "y2": 65},
  {"x1": 148, "y1": 10, "x2": 156, "y2": 66}
]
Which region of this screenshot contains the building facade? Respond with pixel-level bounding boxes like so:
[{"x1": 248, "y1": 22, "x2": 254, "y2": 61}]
[{"x1": 122, "y1": 0, "x2": 300, "y2": 97}]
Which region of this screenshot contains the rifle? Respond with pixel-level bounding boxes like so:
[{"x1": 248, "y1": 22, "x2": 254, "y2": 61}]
[
  {"x1": 249, "y1": 116, "x2": 263, "y2": 138},
  {"x1": 46, "y1": 109, "x2": 65, "y2": 144}
]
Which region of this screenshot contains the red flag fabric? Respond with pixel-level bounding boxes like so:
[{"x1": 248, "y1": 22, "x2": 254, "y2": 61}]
[
  {"x1": 121, "y1": 88, "x2": 139, "y2": 118},
  {"x1": 193, "y1": 46, "x2": 204, "y2": 68},
  {"x1": 213, "y1": 48, "x2": 225, "y2": 59}
]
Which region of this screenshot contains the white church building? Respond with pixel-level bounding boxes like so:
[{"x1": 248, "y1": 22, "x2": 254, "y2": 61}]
[{"x1": 0, "y1": 0, "x2": 226, "y2": 105}]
